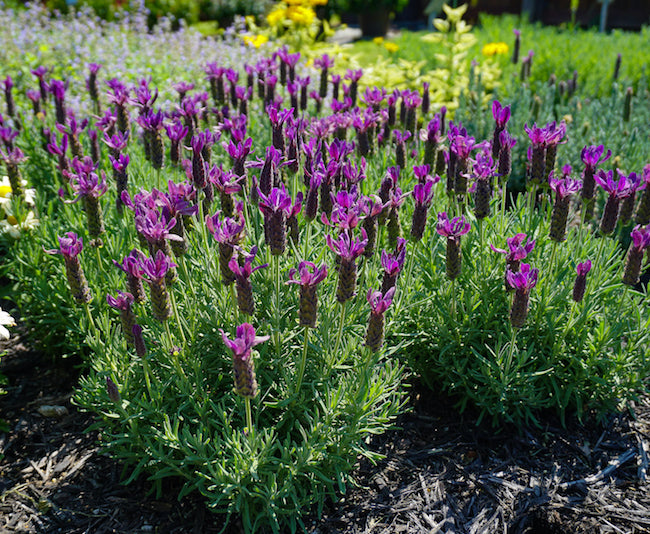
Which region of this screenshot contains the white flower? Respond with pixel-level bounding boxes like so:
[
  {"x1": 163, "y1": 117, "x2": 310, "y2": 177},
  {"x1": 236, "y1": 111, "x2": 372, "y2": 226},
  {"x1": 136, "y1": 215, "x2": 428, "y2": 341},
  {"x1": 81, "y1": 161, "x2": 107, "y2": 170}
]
[
  {"x1": 0, "y1": 210, "x2": 39, "y2": 239},
  {"x1": 0, "y1": 308, "x2": 16, "y2": 340},
  {"x1": 0, "y1": 175, "x2": 36, "y2": 210}
]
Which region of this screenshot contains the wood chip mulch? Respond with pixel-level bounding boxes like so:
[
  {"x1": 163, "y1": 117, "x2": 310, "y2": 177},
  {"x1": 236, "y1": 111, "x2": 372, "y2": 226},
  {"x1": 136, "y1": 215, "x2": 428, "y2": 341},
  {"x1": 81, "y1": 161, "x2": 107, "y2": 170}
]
[{"x1": 2, "y1": 330, "x2": 650, "y2": 534}]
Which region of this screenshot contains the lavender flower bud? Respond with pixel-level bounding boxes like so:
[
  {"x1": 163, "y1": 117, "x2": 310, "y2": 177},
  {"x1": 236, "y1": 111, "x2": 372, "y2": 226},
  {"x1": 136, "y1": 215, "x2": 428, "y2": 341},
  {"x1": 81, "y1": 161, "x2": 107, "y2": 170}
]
[
  {"x1": 65, "y1": 256, "x2": 92, "y2": 304},
  {"x1": 623, "y1": 246, "x2": 644, "y2": 286},
  {"x1": 549, "y1": 196, "x2": 571, "y2": 242},
  {"x1": 236, "y1": 276, "x2": 255, "y2": 316},
  {"x1": 106, "y1": 377, "x2": 121, "y2": 404},
  {"x1": 600, "y1": 196, "x2": 620, "y2": 235},
  {"x1": 150, "y1": 279, "x2": 172, "y2": 322},
  {"x1": 446, "y1": 238, "x2": 462, "y2": 280},
  {"x1": 474, "y1": 179, "x2": 492, "y2": 220},
  {"x1": 510, "y1": 289, "x2": 531, "y2": 328},
  {"x1": 83, "y1": 196, "x2": 105, "y2": 240},
  {"x1": 336, "y1": 258, "x2": 358, "y2": 303}
]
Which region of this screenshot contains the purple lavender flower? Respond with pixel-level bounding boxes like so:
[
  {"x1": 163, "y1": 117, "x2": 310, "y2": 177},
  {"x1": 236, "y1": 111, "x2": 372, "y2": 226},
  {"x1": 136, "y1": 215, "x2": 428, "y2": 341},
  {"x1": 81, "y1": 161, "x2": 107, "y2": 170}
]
[
  {"x1": 314, "y1": 54, "x2": 334, "y2": 98},
  {"x1": 1, "y1": 76, "x2": 15, "y2": 118},
  {"x1": 623, "y1": 226, "x2": 650, "y2": 286},
  {"x1": 572, "y1": 260, "x2": 591, "y2": 303},
  {"x1": 258, "y1": 184, "x2": 294, "y2": 256},
  {"x1": 472, "y1": 147, "x2": 495, "y2": 219},
  {"x1": 114, "y1": 249, "x2": 147, "y2": 303},
  {"x1": 619, "y1": 172, "x2": 644, "y2": 225},
  {"x1": 109, "y1": 152, "x2": 130, "y2": 213},
  {"x1": 491, "y1": 233, "x2": 535, "y2": 289},
  {"x1": 220, "y1": 323, "x2": 269, "y2": 398},
  {"x1": 206, "y1": 207, "x2": 246, "y2": 285},
  {"x1": 436, "y1": 212, "x2": 470, "y2": 280},
  {"x1": 107, "y1": 291, "x2": 137, "y2": 346},
  {"x1": 45, "y1": 233, "x2": 92, "y2": 304},
  {"x1": 365, "y1": 287, "x2": 396, "y2": 352},
  {"x1": 139, "y1": 250, "x2": 176, "y2": 322},
  {"x1": 86, "y1": 63, "x2": 102, "y2": 111},
  {"x1": 225, "y1": 137, "x2": 253, "y2": 181},
  {"x1": 548, "y1": 166, "x2": 582, "y2": 242},
  {"x1": 524, "y1": 123, "x2": 548, "y2": 185},
  {"x1": 506, "y1": 263, "x2": 539, "y2": 328},
  {"x1": 48, "y1": 79, "x2": 68, "y2": 124},
  {"x1": 287, "y1": 262, "x2": 328, "y2": 327},
  {"x1": 228, "y1": 247, "x2": 268, "y2": 316},
  {"x1": 326, "y1": 229, "x2": 368, "y2": 303},
  {"x1": 411, "y1": 174, "x2": 439, "y2": 241},
  {"x1": 64, "y1": 157, "x2": 108, "y2": 240},
  {"x1": 595, "y1": 169, "x2": 636, "y2": 235},
  {"x1": 491, "y1": 100, "x2": 511, "y2": 160},
  {"x1": 165, "y1": 121, "x2": 189, "y2": 167},
  {"x1": 381, "y1": 238, "x2": 407, "y2": 293},
  {"x1": 635, "y1": 165, "x2": 650, "y2": 225}
]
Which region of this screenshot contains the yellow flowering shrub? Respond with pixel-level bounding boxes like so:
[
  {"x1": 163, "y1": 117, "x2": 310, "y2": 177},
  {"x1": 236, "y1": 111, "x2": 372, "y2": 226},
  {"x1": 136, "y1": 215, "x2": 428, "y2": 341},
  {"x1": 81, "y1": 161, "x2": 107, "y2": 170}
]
[
  {"x1": 247, "y1": 0, "x2": 331, "y2": 51},
  {"x1": 242, "y1": 34, "x2": 270, "y2": 48},
  {"x1": 482, "y1": 42, "x2": 509, "y2": 56}
]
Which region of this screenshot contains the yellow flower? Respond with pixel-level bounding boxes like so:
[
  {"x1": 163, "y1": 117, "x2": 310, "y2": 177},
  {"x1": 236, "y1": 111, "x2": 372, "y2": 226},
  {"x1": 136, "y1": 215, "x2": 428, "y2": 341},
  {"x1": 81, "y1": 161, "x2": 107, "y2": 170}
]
[
  {"x1": 0, "y1": 184, "x2": 11, "y2": 198},
  {"x1": 267, "y1": 7, "x2": 286, "y2": 26},
  {"x1": 373, "y1": 37, "x2": 384, "y2": 45},
  {"x1": 384, "y1": 42, "x2": 399, "y2": 53},
  {"x1": 286, "y1": 5, "x2": 315, "y2": 25},
  {"x1": 482, "y1": 42, "x2": 509, "y2": 57},
  {"x1": 309, "y1": 0, "x2": 327, "y2": 5},
  {"x1": 242, "y1": 34, "x2": 269, "y2": 48}
]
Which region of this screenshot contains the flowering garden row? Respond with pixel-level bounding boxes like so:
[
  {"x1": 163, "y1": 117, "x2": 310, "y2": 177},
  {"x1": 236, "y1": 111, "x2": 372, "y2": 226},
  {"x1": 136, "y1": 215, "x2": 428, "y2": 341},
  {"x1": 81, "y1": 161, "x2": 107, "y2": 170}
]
[{"x1": 1, "y1": 14, "x2": 650, "y2": 531}]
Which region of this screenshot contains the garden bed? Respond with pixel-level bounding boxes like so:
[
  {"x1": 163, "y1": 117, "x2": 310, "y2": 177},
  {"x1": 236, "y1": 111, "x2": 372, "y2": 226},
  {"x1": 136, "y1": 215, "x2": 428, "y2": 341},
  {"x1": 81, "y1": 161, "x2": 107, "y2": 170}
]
[{"x1": 3, "y1": 328, "x2": 650, "y2": 533}]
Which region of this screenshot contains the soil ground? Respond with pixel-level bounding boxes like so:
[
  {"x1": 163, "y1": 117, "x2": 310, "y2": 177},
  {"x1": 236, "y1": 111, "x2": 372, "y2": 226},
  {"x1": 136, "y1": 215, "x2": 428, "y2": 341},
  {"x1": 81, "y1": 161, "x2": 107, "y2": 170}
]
[{"x1": 2, "y1": 327, "x2": 650, "y2": 534}]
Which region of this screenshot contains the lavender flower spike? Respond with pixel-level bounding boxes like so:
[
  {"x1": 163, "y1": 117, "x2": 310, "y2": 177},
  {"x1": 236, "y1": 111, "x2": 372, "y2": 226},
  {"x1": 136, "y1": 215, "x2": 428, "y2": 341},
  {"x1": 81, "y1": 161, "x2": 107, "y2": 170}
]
[
  {"x1": 107, "y1": 291, "x2": 136, "y2": 346},
  {"x1": 506, "y1": 263, "x2": 539, "y2": 328},
  {"x1": 326, "y1": 229, "x2": 368, "y2": 303},
  {"x1": 220, "y1": 323, "x2": 269, "y2": 398},
  {"x1": 45, "y1": 232, "x2": 92, "y2": 304},
  {"x1": 623, "y1": 226, "x2": 650, "y2": 286},
  {"x1": 228, "y1": 247, "x2": 268, "y2": 316},
  {"x1": 436, "y1": 212, "x2": 470, "y2": 280},
  {"x1": 139, "y1": 250, "x2": 177, "y2": 322},
  {"x1": 548, "y1": 166, "x2": 582, "y2": 242},
  {"x1": 287, "y1": 262, "x2": 328, "y2": 328},
  {"x1": 572, "y1": 260, "x2": 591, "y2": 303},
  {"x1": 365, "y1": 287, "x2": 396, "y2": 352}
]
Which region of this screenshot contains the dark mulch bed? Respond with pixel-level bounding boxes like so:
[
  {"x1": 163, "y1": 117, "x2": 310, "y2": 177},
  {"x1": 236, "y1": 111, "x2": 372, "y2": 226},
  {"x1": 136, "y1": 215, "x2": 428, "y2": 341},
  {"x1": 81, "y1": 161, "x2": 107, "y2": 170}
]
[{"x1": 2, "y1": 328, "x2": 650, "y2": 534}]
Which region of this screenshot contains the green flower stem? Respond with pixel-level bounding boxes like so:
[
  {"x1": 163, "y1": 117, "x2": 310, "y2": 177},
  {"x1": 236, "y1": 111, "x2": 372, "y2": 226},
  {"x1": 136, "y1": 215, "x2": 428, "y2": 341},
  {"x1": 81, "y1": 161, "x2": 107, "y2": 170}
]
[
  {"x1": 505, "y1": 327, "x2": 518, "y2": 375},
  {"x1": 95, "y1": 245, "x2": 104, "y2": 278},
  {"x1": 170, "y1": 290, "x2": 187, "y2": 347},
  {"x1": 274, "y1": 254, "x2": 281, "y2": 356},
  {"x1": 141, "y1": 352, "x2": 154, "y2": 401},
  {"x1": 156, "y1": 168, "x2": 161, "y2": 191},
  {"x1": 229, "y1": 283, "x2": 239, "y2": 326},
  {"x1": 548, "y1": 240, "x2": 558, "y2": 277},
  {"x1": 450, "y1": 279, "x2": 457, "y2": 323},
  {"x1": 332, "y1": 301, "x2": 347, "y2": 366},
  {"x1": 528, "y1": 183, "x2": 537, "y2": 221},
  {"x1": 198, "y1": 192, "x2": 212, "y2": 274},
  {"x1": 178, "y1": 255, "x2": 196, "y2": 302},
  {"x1": 295, "y1": 326, "x2": 310, "y2": 394},
  {"x1": 245, "y1": 396, "x2": 253, "y2": 435},
  {"x1": 616, "y1": 285, "x2": 630, "y2": 322},
  {"x1": 303, "y1": 221, "x2": 311, "y2": 260},
  {"x1": 83, "y1": 302, "x2": 98, "y2": 340},
  {"x1": 164, "y1": 320, "x2": 187, "y2": 381}
]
